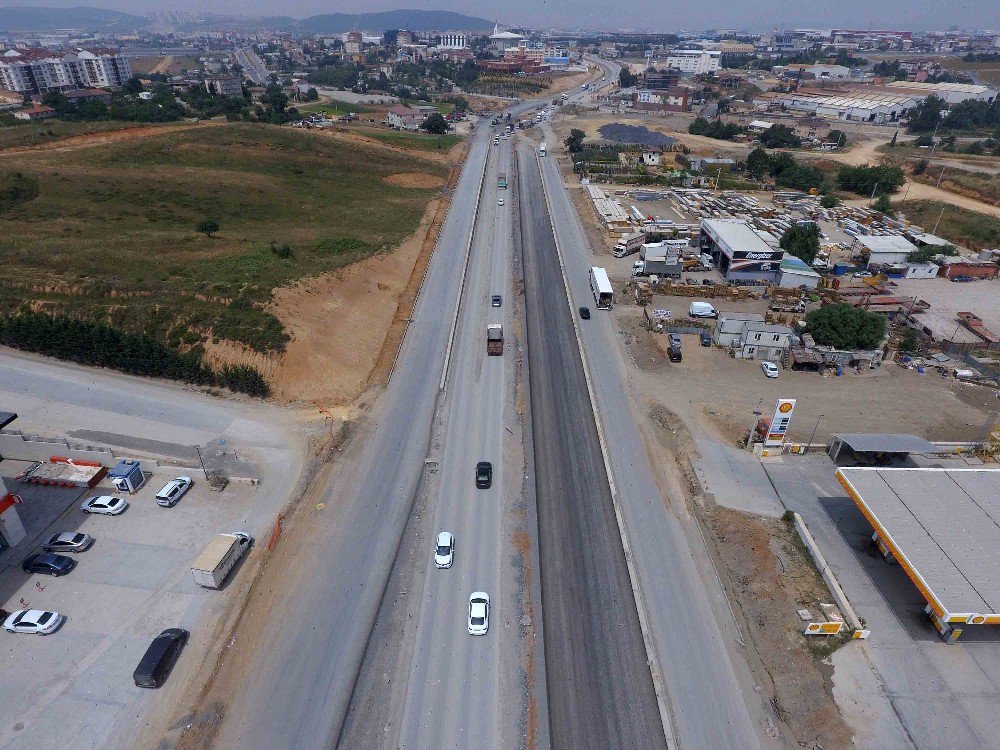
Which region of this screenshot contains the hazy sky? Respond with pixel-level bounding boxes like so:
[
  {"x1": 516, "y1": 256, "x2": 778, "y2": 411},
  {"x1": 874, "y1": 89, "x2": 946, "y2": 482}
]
[{"x1": 8, "y1": 0, "x2": 1000, "y2": 31}]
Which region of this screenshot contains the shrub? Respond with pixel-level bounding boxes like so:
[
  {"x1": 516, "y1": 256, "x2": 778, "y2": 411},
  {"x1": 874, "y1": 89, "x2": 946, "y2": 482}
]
[{"x1": 804, "y1": 304, "x2": 886, "y2": 350}]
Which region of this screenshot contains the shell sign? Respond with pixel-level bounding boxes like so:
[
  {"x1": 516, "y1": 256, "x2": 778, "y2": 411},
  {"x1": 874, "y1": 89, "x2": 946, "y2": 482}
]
[{"x1": 764, "y1": 399, "x2": 796, "y2": 447}]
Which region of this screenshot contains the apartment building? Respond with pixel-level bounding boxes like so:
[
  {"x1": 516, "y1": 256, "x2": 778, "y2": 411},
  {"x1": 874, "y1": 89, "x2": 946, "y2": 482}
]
[
  {"x1": 0, "y1": 48, "x2": 132, "y2": 95},
  {"x1": 664, "y1": 49, "x2": 721, "y2": 75}
]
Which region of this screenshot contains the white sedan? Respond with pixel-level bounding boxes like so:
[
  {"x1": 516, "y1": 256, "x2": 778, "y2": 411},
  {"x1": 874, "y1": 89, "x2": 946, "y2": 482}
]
[
  {"x1": 3, "y1": 609, "x2": 64, "y2": 635},
  {"x1": 761, "y1": 361, "x2": 780, "y2": 378},
  {"x1": 468, "y1": 592, "x2": 490, "y2": 636},
  {"x1": 81, "y1": 495, "x2": 128, "y2": 515},
  {"x1": 434, "y1": 531, "x2": 455, "y2": 569}
]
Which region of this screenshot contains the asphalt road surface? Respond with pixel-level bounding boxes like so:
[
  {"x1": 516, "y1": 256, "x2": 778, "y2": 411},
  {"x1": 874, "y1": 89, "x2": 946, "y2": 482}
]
[
  {"x1": 207, "y1": 122, "x2": 494, "y2": 749},
  {"x1": 517, "y1": 143, "x2": 669, "y2": 750},
  {"x1": 537, "y1": 123, "x2": 764, "y2": 748},
  {"x1": 235, "y1": 47, "x2": 269, "y2": 84}
]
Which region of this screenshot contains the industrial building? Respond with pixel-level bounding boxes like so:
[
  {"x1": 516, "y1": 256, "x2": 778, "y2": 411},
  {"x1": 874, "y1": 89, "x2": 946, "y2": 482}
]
[
  {"x1": 883, "y1": 80, "x2": 998, "y2": 105},
  {"x1": 838, "y1": 467, "x2": 1000, "y2": 642},
  {"x1": 853, "y1": 234, "x2": 919, "y2": 268},
  {"x1": 777, "y1": 255, "x2": 822, "y2": 288},
  {"x1": 756, "y1": 90, "x2": 918, "y2": 123},
  {"x1": 699, "y1": 219, "x2": 784, "y2": 284}
]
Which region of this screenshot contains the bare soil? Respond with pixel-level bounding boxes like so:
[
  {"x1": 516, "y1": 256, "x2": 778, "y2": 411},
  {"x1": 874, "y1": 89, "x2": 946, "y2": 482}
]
[
  {"x1": 383, "y1": 172, "x2": 446, "y2": 188},
  {"x1": 0, "y1": 121, "x2": 220, "y2": 156}
]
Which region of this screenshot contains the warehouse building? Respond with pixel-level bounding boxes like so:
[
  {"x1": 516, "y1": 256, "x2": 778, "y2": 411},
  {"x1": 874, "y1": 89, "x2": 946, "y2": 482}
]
[
  {"x1": 756, "y1": 90, "x2": 918, "y2": 123},
  {"x1": 699, "y1": 219, "x2": 784, "y2": 284},
  {"x1": 883, "y1": 80, "x2": 997, "y2": 105},
  {"x1": 838, "y1": 467, "x2": 1000, "y2": 642}
]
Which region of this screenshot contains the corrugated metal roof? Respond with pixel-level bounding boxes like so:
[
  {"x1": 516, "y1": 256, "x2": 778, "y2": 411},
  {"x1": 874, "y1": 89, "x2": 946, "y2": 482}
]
[{"x1": 834, "y1": 433, "x2": 938, "y2": 453}]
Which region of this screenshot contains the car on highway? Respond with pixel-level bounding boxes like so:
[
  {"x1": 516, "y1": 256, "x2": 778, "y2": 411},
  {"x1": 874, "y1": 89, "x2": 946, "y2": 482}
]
[
  {"x1": 491, "y1": 294, "x2": 502, "y2": 307},
  {"x1": 468, "y1": 592, "x2": 490, "y2": 635},
  {"x1": 498, "y1": 196, "x2": 505, "y2": 206},
  {"x1": 81, "y1": 495, "x2": 128, "y2": 515},
  {"x1": 700, "y1": 330, "x2": 712, "y2": 347},
  {"x1": 133, "y1": 628, "x2": 188, "y2": 688},
  {"x1": 475, "y1": 461, "x2": 493, "y2": 489},
  {"x1": 156, "y1": 476, "x2": 192, "y2": 507},
  {"x1": 579, "y1": 306, "x2": 591, "y2": 319},
  {"x1": 434, "y1": 531, "x2": 455, "y2": 569},
  {"x1": 22, "y1": 552, "x2": 75, "y2": 576},
  {"x1": 761, "y1": 361, "x2": 780, "y2": 378},
  {"x1": 43, "y1": 531, "x2": 94, "y2": 553},
  {"x1": 3, "y1": 609, "x2": 64, "y2": 636}
]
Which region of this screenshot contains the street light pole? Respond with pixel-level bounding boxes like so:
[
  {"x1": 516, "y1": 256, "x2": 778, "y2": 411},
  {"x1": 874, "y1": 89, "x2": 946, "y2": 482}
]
[
  {"x1": 746, "y1": 398, "x2": 765, "y2": 453},
  {"x1": 805, "y1": 414, "x2": 824, "y2": 455}
]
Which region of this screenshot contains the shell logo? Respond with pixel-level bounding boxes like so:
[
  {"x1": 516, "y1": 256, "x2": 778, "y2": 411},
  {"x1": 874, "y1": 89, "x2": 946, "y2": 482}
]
[
  {"x1": 778, "y1": 402, "x2": 794, "y2": 413},
  {"x1": 969, "y1": 615, "x2": 987, "y2": 625}
]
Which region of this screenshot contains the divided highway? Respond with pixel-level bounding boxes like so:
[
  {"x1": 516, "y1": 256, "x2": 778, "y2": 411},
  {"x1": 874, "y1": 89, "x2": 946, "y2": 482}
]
[{"x1": 518, "y1": 142, "x2": 669, "y2": 750}]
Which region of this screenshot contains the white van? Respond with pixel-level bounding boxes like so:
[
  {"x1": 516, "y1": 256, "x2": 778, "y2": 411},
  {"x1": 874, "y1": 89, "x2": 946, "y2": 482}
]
[{"x1": 689, "y1": 301, "x2": 718, "y2": 319}]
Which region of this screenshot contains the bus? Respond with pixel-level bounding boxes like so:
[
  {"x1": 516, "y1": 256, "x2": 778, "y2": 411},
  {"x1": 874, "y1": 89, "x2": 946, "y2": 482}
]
[
  {"x1": 589, "y1": 267, "x2": 613, "y2": 309},
  {"x1": 497, "y1": 172, "x2": 507, "y2": 189}
]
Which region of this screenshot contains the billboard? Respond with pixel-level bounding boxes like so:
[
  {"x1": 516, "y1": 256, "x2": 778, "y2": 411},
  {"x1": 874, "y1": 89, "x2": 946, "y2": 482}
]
[{"x1": 764, "y1": 399, "x2": 796, "y2": 447}]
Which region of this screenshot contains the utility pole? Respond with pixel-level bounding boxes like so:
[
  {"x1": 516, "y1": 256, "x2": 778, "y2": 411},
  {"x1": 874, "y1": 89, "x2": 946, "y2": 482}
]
[
  {"x1": 900, "y1": 182, "x2": 911, "y2": 204},
  {"x1": 935, "y1": 165, "x2": 946, "y2": 188},
  {"x1": 746, "y1": 398, "x2": 765, "y2": 453},
  {"x1": 928, "y1": 118, "x2": 942, "y2": 158},
  {"x1": 932, "y1": 205, "x2": 945, "y2": 234}
]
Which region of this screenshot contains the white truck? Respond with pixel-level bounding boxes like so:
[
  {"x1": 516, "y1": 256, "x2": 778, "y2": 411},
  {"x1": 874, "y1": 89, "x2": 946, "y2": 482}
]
[
  {"x1": 539, "y1": 141, "x2": 547, "y2": 157},
  {"x1": 613, "y1": 232, "x2": 646, "y2": 257},
  {"x1": 191, "y1": 532, "x2": 252, "y2": 589}
]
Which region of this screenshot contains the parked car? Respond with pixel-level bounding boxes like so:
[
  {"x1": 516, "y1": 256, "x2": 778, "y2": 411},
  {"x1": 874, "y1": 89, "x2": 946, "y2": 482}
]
[
  {"x1": 475, "y1": 461, "x2": 493, "y2": 489},
  {"x1": 761, "y1": 361, "x2": 780, "y2": 378},
  {"x1": 3, "y1": 609, "x2": 64, "y2": 635},
  {"x1": 81, "y1": 495, "x2": 128, "y2": 515},
  {"x1": 700, "y1": 330, "x2": 712, "y2": 347},
  {"x1": 43, "y1": 531, "x2": 93, "y2": 553},
  {"x1": 491, "y1": 294, "x2": 503, "y2": 307},
  {"x1": 156, "y1": 476, "x2": 192, "y2": 508},
  {"x1": 668, "y1": 343, "x2": 682, "y2": 362},
  {"x1": 434, "y1": 531, "x2": 455, "y2": 569},
  {"x1": 22, "y1": 552, "x2": 75, "y2": 576},
  {"x1": 579, "y1": 306, "x2": 591, "y2": 320},
  {"x1": 950, "y1": 275, "x2": 974, "y2": 283},
  {"x1": 498, "y1": 197, "x2": 505, "y2": 206},
  {"x1": 468, "y1": 592, "x2": 490, "y2": 635},
  {"x1": 133, "y1": 628, "x2": 188, "y2": 688}
]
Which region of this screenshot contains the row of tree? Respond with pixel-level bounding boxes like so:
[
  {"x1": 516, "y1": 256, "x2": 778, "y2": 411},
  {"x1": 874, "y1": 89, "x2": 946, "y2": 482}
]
[
  {"x1": 908, "y1": 94, "x2": 1000, "y2": 134},
  {"x1": 0, "y1": 312, "x2": 269, "y2": 397}
]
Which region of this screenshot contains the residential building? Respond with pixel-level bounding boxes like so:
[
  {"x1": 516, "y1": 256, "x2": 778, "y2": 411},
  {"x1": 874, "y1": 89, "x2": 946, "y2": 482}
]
[
  {"x1": 344, "y1": 32, "x2": 363, "y2": 58},
  {"x1": 688, "y1": 156, "x2": 735, "y2": 172},
  {"x1": 632, "y1": 86, "x2": 690, "y2": 112},
  {"x1": 715, "y1": 312, "x2": 766, "y2": 347},
  {"x1": 0, "y1": 47, "x2": 132, "y2": 95},
  {"x1": 204, "y1": 74, "x2": 243, "y2": 97},
  {"x1": 643, "y1": 67, "x2": 680, "y2": 90},
  {"x1": 385, "y1": 105, "x2": 425, "y2": 130},
  {"x1": 736, "y1": 322, "x2": 794, "y2": 360},
  {"x1": 62, "y1": 88, "x2": 112, "y2": 105},
  {"x1": 13, "y1": 104, "x2": 56, "y2": 121},
  {"x1": 663, "y1": 49, "x2": 721, "y2": 75}
]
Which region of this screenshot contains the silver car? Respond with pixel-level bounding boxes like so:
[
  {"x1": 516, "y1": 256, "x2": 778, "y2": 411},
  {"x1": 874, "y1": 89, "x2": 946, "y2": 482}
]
[
  {"x1": 43, "y1": 531, "x2": 94, "y2": 553},
  {"x1": 156, "y1": 476, "x2": 192, "y2": 507},
  {"x1": 3, "y1": 610, "x2": 64, "y2": 635}
]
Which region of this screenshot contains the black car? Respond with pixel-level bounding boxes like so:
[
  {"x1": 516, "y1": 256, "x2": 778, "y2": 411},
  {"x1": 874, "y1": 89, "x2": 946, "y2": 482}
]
[
  {"x1": 579, "y1": 306, "x2": 591, "y2": 320},
  {"x1": 22, "y1": 552, "x2": 75, "y2": 576},
  {"x1": 475, "y1": 461, "x2": 493, "y2": 489},
  {"x1": 491, "y1": 294, "x2": 503, "y2": 307},
  {"x1": 700, "y1": 330, "x2": 712, "y2": 347},
  {"x1": 668, "y1": 345, "x2": 682, "y2": 362},
  {"x1": 134, "y1": 628, "x2": 188, "y2": 688}
]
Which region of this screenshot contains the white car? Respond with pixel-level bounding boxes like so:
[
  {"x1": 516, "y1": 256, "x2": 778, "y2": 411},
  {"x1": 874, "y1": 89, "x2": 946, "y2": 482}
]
[
  {"x1": 81, "y1": 495, "x2": 128, "y2": 515},
  {"x1": 761, "y1": 361, "x2": 780, "y2": 378},
  {"x1": 3, "y1": 609, "x2": 64, "y2": 635},
  {"x1": 468, "y1": 592, "x2": 490, "y2": 635},
  {"x1": 498, "y1": 197, "x2": 505, "y2": 206},
  {"x1": 156, "y1": 476, "x2": 192, "y2": 507},
  {"x1": 434, "y1": 531, "x2": 455, "y2": 569}
]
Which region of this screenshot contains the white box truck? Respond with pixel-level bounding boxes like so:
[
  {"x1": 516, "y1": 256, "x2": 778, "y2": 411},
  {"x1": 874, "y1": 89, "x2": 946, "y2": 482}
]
[
  {"x1": 191, "y1": 532, "x2": 252, "y2": 589},
  {"x1": 539, "y1": 141, "x2": 547, "y2": 157},
  {"x1": 613, "y1": 232, "x2": 645, "y2": 257}
]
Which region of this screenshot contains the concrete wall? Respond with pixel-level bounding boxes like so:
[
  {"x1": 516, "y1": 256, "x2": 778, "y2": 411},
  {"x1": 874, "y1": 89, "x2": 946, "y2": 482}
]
[{"x1": 0, "y1": 430, "x2": 159, "y2": 473}]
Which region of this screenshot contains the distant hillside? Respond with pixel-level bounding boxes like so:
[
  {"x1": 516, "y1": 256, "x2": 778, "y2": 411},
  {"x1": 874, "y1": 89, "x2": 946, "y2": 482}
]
[
  {"x1": 300, "y1": 10, "x2": 493, "y2": 33},
  {"x1": 0, "y1": 5, "x2": 146, "y2": 32}
]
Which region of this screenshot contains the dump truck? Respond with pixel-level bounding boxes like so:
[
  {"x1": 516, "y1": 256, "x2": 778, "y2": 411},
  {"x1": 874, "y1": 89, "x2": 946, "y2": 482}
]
[
  {"x1": 487, "y1": 324, "x2": 504, "y2": 356},
  {"x1": 191, "y1": 532, "x2": 252, "y2": 589}
]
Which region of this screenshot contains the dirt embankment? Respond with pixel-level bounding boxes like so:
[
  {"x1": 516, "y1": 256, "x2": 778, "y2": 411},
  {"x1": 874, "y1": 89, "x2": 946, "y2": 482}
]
[{"x1": 0, "y1": 121, "x2": 222, "y2": 156}]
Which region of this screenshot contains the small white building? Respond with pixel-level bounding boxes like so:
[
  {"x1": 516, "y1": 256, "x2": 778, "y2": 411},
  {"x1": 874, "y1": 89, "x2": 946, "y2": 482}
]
[
  {"x1": 903, "y1": 263, "x2": 939, "y2": 278},
  {"x1": 736, "y1": 322, "x2": 794, "y2": 361},
  {"x1": 855, "y1": 235, "x2": 918, "y2": 267},
  {"x1": 714, "y1": 312, "x2": 765, "y2": 347}
]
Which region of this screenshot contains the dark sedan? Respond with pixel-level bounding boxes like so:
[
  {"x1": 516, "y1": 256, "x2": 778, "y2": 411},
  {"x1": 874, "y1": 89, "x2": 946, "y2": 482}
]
[{"x1": 22, "y1": 552, "x2": 75, "y2": 576}]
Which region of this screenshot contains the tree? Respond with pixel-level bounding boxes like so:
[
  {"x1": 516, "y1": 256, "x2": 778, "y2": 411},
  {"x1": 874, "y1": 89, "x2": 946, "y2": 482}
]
[
  {"x1": 804, "y1": 304, "x2": 887, "y2": 350},
  {"x1": 899, "y1": 329, "x2": 918, "y2": 354},
  {"x1": 906, "y1": 94, "x2": 947, "y2": 133},
  {"x1": 819, "y1": 193, "x2": 839, "y2": 208},
  {"x1": 421, "y1": 112, "x2": 448, "y2": 134},
  {"x1": 745, "y1": 147, "x2": 771, "y2": 179},
  {"x1": 565, "y1": 128, "x2": 585, "y2": 153},
  {"x1": 836, "y1": 164, "x2": 905, "y2": 195},
  {"x1": 828, "y1": 129, "x2": 848, "y2": 148},
  {"x1": 912, "y1": 158, "x2": 929, "y2": 175},
  {"x1": 872, "y1": 193, "x2": 893, "y2": 215},
  {"x1": 618, "y1": 68, "x2": 638, "y2": 87},
  {"x1": 909, "y1": 244, "x2": 956, "y2": 263},
  {"x1": 758, "y1": 124, "x2": 801, "y2": 148},
  {"x1": 122, "y1": 76, "x2": 143, "y2": 94},
  {"x1": 304, "y1": 87, "x2": 319, "y2": 101},
  {"x1": 196, "y1": 219, "x2": 220, "y2": 237},
  {"x1": 779, "y1": 222, "x2": 821, "y2": 264}
]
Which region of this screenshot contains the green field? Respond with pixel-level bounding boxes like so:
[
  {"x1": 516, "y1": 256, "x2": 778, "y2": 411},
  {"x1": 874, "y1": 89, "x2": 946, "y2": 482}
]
[
  {"x1": 298, "y1": 100, "x2": 372, "y2": 116},
  {"x1": 345, "y1": 126, "x2": 462, "y2": 152},
  {"x1": 894, "y1": 199, "x2": 1000, "y2": 250},
  {"x1": 0, "y1": 120, "x2": 174, "y2": 150},
  {"x1": 0, "y1": 122, "x2": 448, "y2": 354}
]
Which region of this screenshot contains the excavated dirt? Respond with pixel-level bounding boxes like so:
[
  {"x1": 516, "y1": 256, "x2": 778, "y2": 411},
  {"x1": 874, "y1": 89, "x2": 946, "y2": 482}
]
[{"x1": 383, "y1": 172, "x2": 446, "y2": 188}]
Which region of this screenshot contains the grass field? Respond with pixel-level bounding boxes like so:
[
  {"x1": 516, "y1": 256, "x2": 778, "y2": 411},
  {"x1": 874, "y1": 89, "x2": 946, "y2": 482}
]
[
  {"x1": 298, "y1": 100, "x2": 372, "y2": 116},
  {"x1": 912, "y1": 168, "x2": 1000, "y2": 207},
  {"x1": 0, "y1": 120, "x2": 174, "y2": 150},
  {"x1": 0, "y1": 122, "x2": 448, "y2": 353},
  {"x1": 936, "y1": 57, "x2": 1000, "y2": 88},
  {"x1": 343, "y1": 126, "x2": 462, "y2": 152},
  {"x1": 894, "y1": 199, "x2": 1000, "y2": 249}
]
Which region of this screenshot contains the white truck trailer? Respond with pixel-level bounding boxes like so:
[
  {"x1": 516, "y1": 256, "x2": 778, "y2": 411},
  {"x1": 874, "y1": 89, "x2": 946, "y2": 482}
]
[
  {"x1": 191, "y1": 532, "x2": 253, "y2": 589},
  {"x1": 539, "y1": 141, "x2": 547, "y2": 157},
  {"x1": 613, "y1": 231, "x2": 646, "y2": 257}
]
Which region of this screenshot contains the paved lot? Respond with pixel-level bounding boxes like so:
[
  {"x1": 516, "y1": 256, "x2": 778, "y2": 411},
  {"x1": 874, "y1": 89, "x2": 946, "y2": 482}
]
[
  {"x1": 766, "y1": 453, "x2": 1000, "y2": 750},
  {"x1": 893, "y1": 276, "x2": 1000, "y2": 333},
  {"x1": 0, "y1": 351, "x2": 305, "y2": 750}
]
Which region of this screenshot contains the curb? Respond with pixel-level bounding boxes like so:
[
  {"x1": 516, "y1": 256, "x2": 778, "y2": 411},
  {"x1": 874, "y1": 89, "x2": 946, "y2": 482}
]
[
  {"x1": 536, "y1": 148, "x2": 677, "y2": 749},
  {"x1": 791, "y1": 512, "x2": 865, "y2": 632}
]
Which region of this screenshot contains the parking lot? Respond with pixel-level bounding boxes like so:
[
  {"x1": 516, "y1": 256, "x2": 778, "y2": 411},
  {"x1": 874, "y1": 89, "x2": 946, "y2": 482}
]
[{"x1": 0, "y1": 350, "x2": 308, "y2": 749}]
